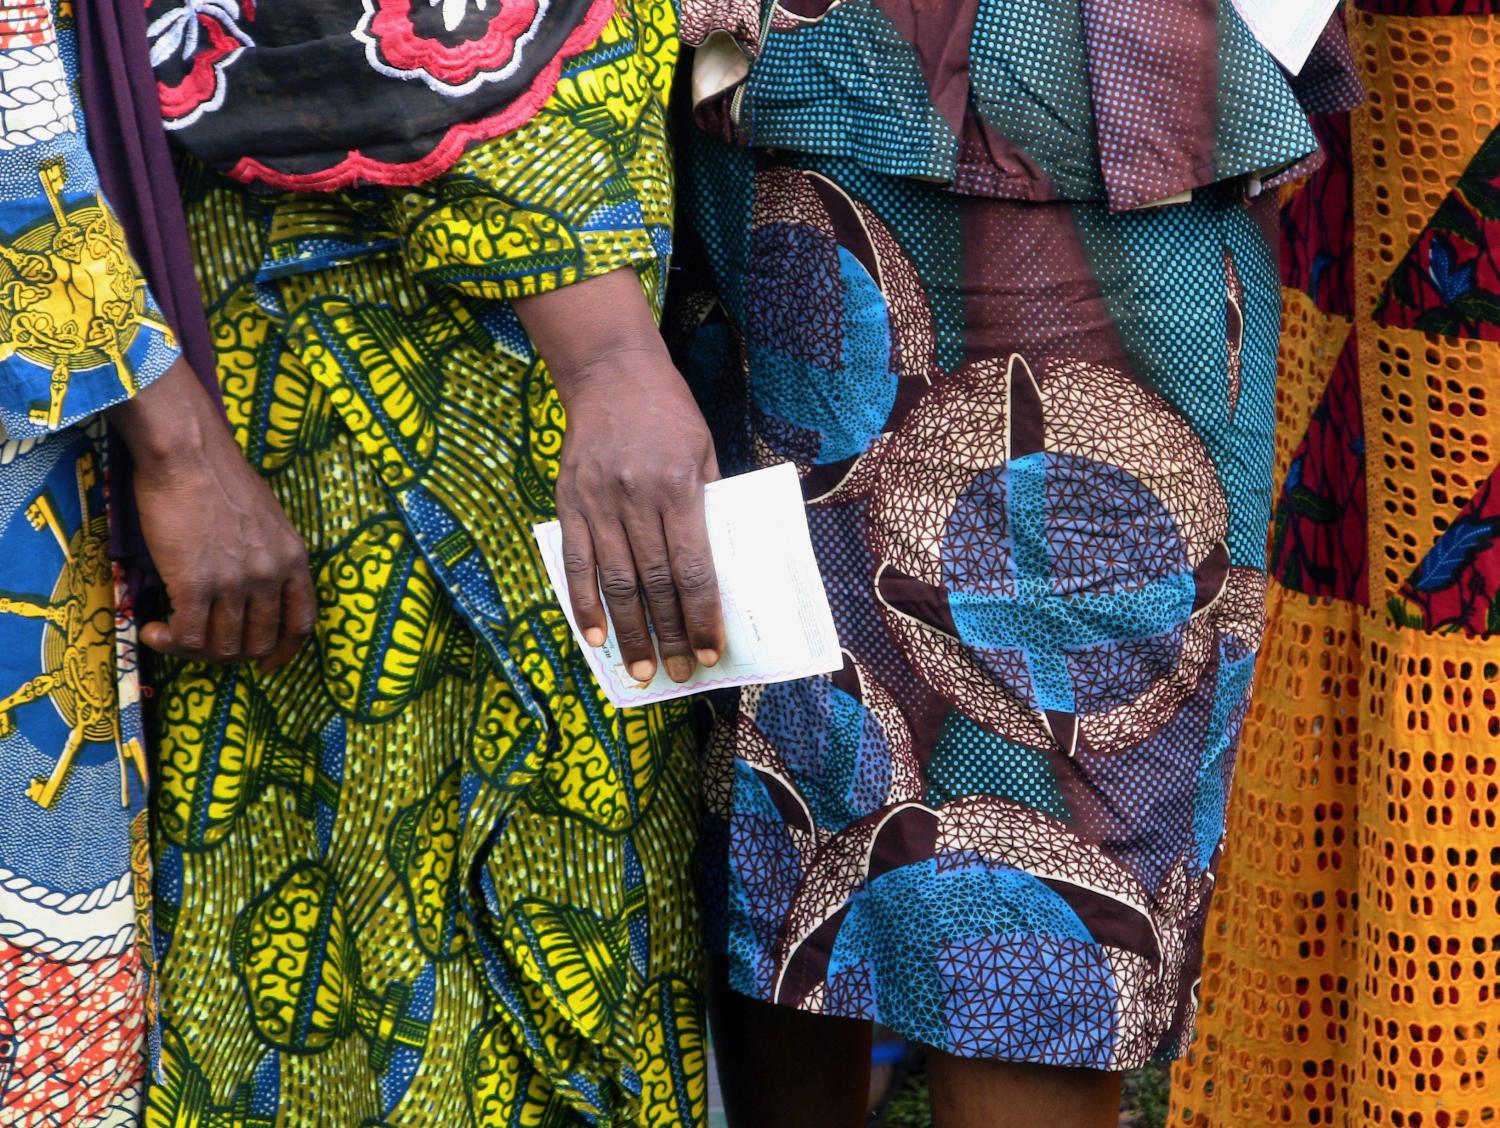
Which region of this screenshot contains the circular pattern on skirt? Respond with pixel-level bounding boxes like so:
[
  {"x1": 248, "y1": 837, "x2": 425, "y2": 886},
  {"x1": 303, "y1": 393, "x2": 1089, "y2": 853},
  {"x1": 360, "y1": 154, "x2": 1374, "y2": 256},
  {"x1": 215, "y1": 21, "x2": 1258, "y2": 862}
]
[{"x1": 868, "y1": 354, "x2": 1232, "y2": 757}]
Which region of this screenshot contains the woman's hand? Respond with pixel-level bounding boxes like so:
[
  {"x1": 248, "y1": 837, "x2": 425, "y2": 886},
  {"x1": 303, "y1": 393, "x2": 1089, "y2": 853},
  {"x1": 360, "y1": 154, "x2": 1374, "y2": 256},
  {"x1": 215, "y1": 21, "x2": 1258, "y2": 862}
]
[
  {"x1": 556, "y1": 348, "x2": 725, "y2": 682},
  {"x1": 109, "y1": 358, "x2": 315, "y2": 672},
  {"x1": 515, "y1": 270, "x2": 726, "y2": 684}
]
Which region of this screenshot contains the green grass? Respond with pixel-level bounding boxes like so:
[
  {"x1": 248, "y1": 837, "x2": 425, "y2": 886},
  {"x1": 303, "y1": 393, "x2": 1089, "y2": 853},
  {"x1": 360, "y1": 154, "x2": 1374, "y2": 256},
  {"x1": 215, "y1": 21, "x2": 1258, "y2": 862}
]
[
  {"x1": 880, "y1": 1062, "x2": 932, "y2": 1127},
  {"x1": 879, "y1": 1059, "x2": 1172, "y2": 1128},
  {"x1": 1122, "y1": 1064, "x2": 1172, "y2": 1128}
]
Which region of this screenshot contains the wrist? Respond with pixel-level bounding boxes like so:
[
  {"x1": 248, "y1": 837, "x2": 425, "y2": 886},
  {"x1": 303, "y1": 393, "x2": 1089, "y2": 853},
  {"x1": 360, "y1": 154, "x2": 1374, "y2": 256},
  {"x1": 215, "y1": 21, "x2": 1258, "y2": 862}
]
[
  {"x1": 550, "y1": 342, "x2": 678, "y2": 406},
  {"x1": 513, "y1": 267, "x2": 676, "y2": 402}
]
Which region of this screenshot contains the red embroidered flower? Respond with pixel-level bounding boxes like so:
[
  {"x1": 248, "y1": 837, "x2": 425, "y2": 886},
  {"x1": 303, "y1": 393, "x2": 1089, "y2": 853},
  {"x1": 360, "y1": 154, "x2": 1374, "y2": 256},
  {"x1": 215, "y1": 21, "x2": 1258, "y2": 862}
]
[
  {"x1": 355, "y1": 0, "x2": 551, "y2": 96},
  {"x1": 148, "y1": 0, "x2": 253, "y2": 129}
]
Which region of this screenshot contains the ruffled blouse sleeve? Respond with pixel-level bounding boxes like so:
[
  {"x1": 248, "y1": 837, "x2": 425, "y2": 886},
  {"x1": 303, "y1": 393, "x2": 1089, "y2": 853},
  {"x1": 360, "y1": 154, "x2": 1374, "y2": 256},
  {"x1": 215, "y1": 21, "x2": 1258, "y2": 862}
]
[
  {"x1": 0, "y1": 0, "x2": 178, "y2": 442},
  {"x1": 1078, "y1": 0, "x2": 1334, "y2": 210},
  {"x1": 678, "y1": 0, "x2": 1360, "y2": 212}
]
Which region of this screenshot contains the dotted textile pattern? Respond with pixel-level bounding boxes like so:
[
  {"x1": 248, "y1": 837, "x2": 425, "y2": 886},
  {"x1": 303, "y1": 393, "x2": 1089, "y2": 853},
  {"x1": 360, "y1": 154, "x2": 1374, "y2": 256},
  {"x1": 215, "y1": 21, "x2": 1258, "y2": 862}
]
[
  {"x1": 1170, "y1": 5, "x2": 1500, "y2": 1127},
  {"x1": 681, "y1": 0, "x2": 1324, "y2": 212},
  {"x1": 967, "y1": 0, "x2": 1101, "y2": 200},
  {"x1": 744, "y1": 2, "x2": 959, "y2": 186}
]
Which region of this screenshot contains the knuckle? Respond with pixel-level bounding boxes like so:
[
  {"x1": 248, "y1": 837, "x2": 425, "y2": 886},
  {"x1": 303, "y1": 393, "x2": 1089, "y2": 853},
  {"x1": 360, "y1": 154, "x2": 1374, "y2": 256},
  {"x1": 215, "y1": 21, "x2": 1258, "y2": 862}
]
[
  {"x1": 672, "y1": 553, "x2": 716, "y2": 592},
  {"x1": 561, "y1": 550, "x2": 593, "y2": 575},
  {"x1": 663, "y1": 464, "x2": 699, "y2": 503},
  {"x1": 175, "y1": 630, "x2": 207, "y2": 654},
  {"x1": 640, "y1": 565, "x2": 677, "y2": 601},
  {"x1": 556, "y1": 471, "x2": 589, "y2": 501},
  {"x1": 599, "y1": 571, "x2": 639, "y2": 602},
  {"x1": 176, "y1": 577, "x2": 213, "y2": 604},
  {"x1": 615, "y1": 625, "x2": 649, "y2": 651},
  {"x1": 615, "y1": 469, "x2": 644, "y2": 500},
  {"x1": 653, "y1": 620, "x2": 687, "y2": 645}
]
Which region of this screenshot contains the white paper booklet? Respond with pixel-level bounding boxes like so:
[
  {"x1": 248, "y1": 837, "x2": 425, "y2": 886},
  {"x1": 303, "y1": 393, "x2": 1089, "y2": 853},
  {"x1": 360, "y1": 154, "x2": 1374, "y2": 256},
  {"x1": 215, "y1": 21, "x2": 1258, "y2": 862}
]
[
  {"x1": 1231, "y1": 0, "x2": 1341, "y2": 76},
  {"x1": 533, "y1": 462, "x2": 843, "y2": 708}
]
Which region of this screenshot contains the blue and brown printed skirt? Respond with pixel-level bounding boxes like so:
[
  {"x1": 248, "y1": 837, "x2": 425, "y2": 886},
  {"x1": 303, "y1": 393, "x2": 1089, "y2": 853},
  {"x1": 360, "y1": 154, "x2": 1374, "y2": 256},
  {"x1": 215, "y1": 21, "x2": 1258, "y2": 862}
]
[{"x1": 674, "y1": 141, "x2": 1281, "y2": 1070}]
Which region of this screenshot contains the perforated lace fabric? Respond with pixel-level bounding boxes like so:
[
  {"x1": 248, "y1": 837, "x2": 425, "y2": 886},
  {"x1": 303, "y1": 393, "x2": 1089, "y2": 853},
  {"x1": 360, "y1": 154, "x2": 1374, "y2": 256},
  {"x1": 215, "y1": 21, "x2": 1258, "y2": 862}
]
[{"x1": 1170, "y1": 5, "x2": 1500, "y2": 1127}]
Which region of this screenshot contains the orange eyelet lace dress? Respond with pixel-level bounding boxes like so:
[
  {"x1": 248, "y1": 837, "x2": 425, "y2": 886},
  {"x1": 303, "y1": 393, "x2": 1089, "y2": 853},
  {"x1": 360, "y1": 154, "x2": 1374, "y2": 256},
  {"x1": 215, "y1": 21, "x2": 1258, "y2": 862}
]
[{"x1": 1171, "y1": 4, "x2": 1500, "y2": 1126}]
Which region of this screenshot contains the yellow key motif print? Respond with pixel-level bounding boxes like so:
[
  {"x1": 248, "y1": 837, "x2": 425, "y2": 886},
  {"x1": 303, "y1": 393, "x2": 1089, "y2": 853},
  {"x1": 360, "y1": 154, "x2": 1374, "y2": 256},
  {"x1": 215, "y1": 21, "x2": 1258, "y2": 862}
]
[
  {"x1": 0, "y1": 160, "x2": 172, "y2": 429},
  {"x1": 0, "y1": 448, "x2": 144, "y2": 809}
]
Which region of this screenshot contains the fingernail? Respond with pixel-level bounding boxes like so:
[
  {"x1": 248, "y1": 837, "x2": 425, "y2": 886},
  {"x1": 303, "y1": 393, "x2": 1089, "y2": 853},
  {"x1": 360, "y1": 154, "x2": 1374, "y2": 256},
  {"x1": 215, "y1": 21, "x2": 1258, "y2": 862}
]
[
  {"x1": 695, "y1": 648, "x2": 720, "y2": 668},
  {"x1": 629, "y1": 660, "x2": 656, "y2": 683},
  {"x1": 583, "y1": 627, "x2": 606, "y2": 648},
  {"x1": 666, "y1": 655, "x2": 693, "y2": 683}
]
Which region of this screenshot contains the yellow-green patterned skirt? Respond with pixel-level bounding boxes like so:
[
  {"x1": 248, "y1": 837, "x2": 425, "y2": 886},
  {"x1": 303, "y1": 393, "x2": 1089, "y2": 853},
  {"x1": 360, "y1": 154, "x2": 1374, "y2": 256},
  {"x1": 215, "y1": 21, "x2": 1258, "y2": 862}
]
[{"x1": 144, "y1": 9, "x2": 705, "y2": 1123}]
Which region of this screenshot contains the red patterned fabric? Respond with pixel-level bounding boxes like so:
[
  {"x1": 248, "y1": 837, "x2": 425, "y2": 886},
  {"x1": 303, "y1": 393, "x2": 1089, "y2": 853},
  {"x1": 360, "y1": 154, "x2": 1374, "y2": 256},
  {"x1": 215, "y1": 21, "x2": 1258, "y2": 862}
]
[
  {"x1": 0, "y1": 940, "x2": 147, "y2": 1123},
  {"x1": 1394, "y1": 468, "x2": 1500, "y2": 633},
  {"x1": 1280, "y1": 112, "x2": 1356, "y2": 318},
  {"x1": 1268, "y1": 333, "x2": 1368, "y2": 603},
  {"x1": 1375, "y1": 125, "x2": 1500, "y2": 341}
]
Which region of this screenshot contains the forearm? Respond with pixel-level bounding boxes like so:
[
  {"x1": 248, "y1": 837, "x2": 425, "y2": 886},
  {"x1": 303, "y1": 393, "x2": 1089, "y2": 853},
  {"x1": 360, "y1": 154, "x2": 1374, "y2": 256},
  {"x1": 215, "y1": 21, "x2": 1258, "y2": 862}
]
[
  {"x1": 512, "y1": 268, "x2": 672, "y2": 403},
  {"x1": 106, "y1": 357, "x2": 222, "y2": 469}
]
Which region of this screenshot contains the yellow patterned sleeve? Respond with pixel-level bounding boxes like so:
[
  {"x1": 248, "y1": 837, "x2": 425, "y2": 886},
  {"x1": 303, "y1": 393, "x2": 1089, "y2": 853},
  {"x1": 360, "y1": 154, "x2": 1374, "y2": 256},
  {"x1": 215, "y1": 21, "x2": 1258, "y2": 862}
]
[{"x1": 390, "y1": 0, "x2": 678, "y2": 305}]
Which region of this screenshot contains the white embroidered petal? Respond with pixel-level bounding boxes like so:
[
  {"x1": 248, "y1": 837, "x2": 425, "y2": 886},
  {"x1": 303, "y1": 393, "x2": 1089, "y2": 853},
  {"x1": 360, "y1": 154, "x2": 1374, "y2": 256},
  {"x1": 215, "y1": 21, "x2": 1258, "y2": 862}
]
[
  {"x1": 183, "y1": 11, "x2": 200, "y2": 58},
  {"x1": 146, "y1": 12, "x2": 189, "y2": 67}
]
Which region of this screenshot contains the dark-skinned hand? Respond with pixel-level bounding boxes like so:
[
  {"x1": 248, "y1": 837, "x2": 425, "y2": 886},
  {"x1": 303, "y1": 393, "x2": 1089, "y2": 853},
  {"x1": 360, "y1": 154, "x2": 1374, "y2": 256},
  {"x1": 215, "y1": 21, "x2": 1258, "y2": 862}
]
[
  {"x1": 515, "y1": 269, "x2": 726, "y2": 684},
  {"x1": 108, "y1": 357, "x2": 315, "y2": 672}
]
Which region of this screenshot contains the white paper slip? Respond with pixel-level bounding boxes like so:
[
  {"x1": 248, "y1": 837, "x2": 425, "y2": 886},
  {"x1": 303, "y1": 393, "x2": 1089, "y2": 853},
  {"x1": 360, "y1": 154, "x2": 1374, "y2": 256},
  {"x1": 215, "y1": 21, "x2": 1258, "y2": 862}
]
[
  {"x1": 1231, "y1": 0, "x2": 1342, "y2": 76},
  {"x1": 533, "y1": 462, "x2": 843, "y2": 708}
]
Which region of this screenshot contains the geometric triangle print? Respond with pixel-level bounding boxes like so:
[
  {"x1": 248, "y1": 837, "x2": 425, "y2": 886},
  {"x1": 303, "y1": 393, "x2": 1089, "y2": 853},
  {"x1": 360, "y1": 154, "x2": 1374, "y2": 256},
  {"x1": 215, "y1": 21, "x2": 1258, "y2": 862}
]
[
  {"x1": 1391, "y1": 464, "x2": 1500, "y2": 637},
  {"x1": 1269, "y1": 330, "x2": 1368, "y2": 604},
  {"x1": 1374, "y1": 123, "x2": 1500, "y2": 340}
]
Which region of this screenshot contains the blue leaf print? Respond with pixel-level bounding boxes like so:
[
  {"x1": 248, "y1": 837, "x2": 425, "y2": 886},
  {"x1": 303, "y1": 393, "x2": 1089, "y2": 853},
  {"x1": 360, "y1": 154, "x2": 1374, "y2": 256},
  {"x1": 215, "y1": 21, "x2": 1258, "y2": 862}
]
[
  {"x1": 1309, "y1": 251, "x2": 1332, "y2": 303},
  {"x1": 1429, "y1": 235, "x2": 1476, "y2": 304},
  {"x1": 1282, "y1": 453, "x2": 1304, "y2": 496},
  {"x1": 1410, "y1": 515, "x2": 1500, "y2": 592}
]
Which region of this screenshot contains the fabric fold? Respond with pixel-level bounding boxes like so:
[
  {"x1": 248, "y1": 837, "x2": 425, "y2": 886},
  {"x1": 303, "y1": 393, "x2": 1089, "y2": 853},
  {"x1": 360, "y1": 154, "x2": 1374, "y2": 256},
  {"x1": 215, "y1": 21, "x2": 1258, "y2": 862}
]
[{"x1": 676, "y1": 0, "x2": 1361, "y2": 210}]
